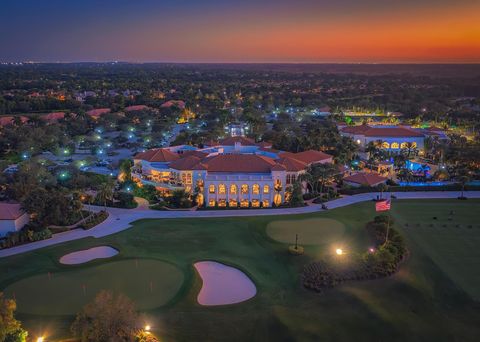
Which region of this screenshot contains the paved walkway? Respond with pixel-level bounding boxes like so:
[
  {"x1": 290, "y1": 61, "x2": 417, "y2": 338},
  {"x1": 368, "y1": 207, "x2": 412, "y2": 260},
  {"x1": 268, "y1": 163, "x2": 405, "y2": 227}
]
[{"x1": 1, "y1": 191, "x2": 479, "y2": 258}]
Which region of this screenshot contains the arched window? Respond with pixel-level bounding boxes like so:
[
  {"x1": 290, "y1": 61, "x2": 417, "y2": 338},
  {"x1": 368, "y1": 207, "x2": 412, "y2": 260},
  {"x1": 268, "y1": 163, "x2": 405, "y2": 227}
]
[
  {"x1": 251, "y1": 199, "x2": 260, "y2": 207},
  {"x1": 262, "y1": 200, "x2": 270, "y2": 207},
  {"x1": 218, "y1": 184, "x2": 226, "y2": 195},
  {"x1": 382, "y1": 142, "x2": 390, "y2": 149},
  {"x1": 230, "y1": 184, "x2": 237, "y2": 195},
  {"x1": 263, "y1": 185, "x2": 270, "y2": 194},
  {"x1": 391, "y1": 142, "x2": 399, "y2": 149},
  {"x1": 411, "y1": 142, "x2": 417, "y2": 148},
  {"x1": 229, "y1": 199, "x2": 238, "y2": 207},
  {"x1": 208, "y1": 199, "x2": 215, "y2": 207},
  {"x1": 241, "y1": 184, "x2": 249, "y2": 194},
  {"x1": 252, "y1": 184, "x2": 260, "y2": 195},
  {"x1": 400, "y1": 142, "x2": 408, "y2": 149},
  {"x1": 209, "y1": 184, "x2": 215, "y2": 194},
  {"x1": 240, "y1": 199, "x2": 249, "y2": 207}
]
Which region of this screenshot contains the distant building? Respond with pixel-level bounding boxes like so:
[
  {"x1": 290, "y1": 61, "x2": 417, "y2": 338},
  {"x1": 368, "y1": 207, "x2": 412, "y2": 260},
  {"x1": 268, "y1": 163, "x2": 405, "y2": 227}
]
[
  {"x1": 340, "y1": 124, "x2": 425, "y2": 154},
  {"x1": 0, "y1": 202, "x2": 29, "y2": 237}
]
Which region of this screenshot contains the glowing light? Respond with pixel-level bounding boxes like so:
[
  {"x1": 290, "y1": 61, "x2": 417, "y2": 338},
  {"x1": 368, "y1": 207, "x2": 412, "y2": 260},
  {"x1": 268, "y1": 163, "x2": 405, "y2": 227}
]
[
  {"x1": 36, "y1": 337, "x2": 44, "y2": 342},
  {"x1": 369, "y1": 248, "x2": 375, "y2": 253},
  {"x1": 335, "y1": 248, "x2": 343, "y2": 255},
  {"x1": 145, "y1": 325, "x2": 151, "y2": 332}
]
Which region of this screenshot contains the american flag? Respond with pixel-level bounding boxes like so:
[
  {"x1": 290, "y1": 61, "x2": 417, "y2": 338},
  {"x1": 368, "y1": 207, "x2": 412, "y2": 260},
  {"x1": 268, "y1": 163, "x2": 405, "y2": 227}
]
[{"x1": 376, "y1": 199, "x2": 391, "y2": 212}]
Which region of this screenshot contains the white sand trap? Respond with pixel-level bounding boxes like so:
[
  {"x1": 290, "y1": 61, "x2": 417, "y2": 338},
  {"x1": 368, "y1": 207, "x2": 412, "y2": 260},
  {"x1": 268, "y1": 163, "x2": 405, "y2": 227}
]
[
  {"x1": 194, "y1": 261, "x2": 256, "y2": 306},
  {"x1": 60, "y1": 246, "x2": 119, "y2": 265}
]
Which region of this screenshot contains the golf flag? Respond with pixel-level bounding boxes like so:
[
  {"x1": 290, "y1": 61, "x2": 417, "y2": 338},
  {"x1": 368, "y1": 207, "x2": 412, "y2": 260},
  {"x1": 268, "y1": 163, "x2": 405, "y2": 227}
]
[{"x1": 376, "y1": 199, "x2": 391, "y2": 212}]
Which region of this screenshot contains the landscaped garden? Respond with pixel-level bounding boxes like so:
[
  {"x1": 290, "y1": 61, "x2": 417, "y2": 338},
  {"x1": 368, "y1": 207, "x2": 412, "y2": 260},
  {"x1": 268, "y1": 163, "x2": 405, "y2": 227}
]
[{"x1": 1, "y1": 199, "x2": 480, "y2": 341}]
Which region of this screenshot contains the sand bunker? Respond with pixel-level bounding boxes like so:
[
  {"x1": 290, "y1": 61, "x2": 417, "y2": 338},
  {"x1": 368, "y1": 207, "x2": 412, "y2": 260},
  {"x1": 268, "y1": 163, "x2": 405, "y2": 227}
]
[
  {"x1": 60, "y1": 246, "x2": 119, "y2": 265},
  {"x1": 194, "y1": 261, "x2": 256, "y2": 306}
]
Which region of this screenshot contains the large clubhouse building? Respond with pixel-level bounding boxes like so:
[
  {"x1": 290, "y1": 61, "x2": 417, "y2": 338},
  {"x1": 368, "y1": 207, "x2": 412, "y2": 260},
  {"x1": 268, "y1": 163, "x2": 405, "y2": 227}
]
[{"x1": 132, "y1": 137, "x2": 332, "y2": 207}]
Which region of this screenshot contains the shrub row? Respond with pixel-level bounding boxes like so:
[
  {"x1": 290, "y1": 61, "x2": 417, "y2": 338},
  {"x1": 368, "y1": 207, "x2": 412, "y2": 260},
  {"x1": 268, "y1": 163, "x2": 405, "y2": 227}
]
[
  {"x1": 0, "y1": 227, "x2": 52, "y2": 249},
  {"x1": 302, "y1": 216, "x2": 406, "y2": 293},
  {"x1": 80, "y1": 210, "x2": 109, "y2": 230}
]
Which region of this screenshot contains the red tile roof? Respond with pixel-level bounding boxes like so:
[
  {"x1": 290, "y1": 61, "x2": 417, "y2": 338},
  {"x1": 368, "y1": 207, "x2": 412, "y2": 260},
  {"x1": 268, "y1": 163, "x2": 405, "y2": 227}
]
[
  {"x1": 161, "y1": 100, "x2": 186, "y2": 109},
  {"x1": 87, "y1": 108, "x2": 111, "y2": 117},
  {"x1": 135, "y1": 148, "x2": 180, "y2": 162},
  {"x1": 343, "y1": 172, "x2": 387, "y2": 186},
  {"x1": 125, "y1": 105, "x2": 149, "y2": 112},
  {"x1": 181, "y1": 150, "x2": 209, "y2": 158},
  {"x1": 276, "y1": 157, "x2": 307, "y2": 172},
  {"x1": 42, "y1": 112, "x2": 65, "y2": 122},
  {"x1": 0, "y1": 202, "x2": 26, "y2": 220},
  {"x1": 0, "y1": 116, "x2": 28, "y2": 126},
  {"x1": 203, "y1": 154, "x2": 278, "y2": 173},
  {"x1": 279, "y1": 150, "x2": 333, "y2": 165},
  {"x1": 169, "y1": 156, "x2": 207, "y2": 170},
  {"x1": 341, "y1": 125, "x2": 424, "y2": 138}
]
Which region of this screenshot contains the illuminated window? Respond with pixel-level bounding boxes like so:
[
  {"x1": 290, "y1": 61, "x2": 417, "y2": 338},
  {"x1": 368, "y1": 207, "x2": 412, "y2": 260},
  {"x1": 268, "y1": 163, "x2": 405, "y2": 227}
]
[
  {"x1": 230, "y1": 184, "x2": 237, "y2": 195},
  {"x1": 218, "y1": 199, "x2": 226, "y2": 207},
  {"x1": 411, "y1": 142, "x2": 417, "y2": 148},
  {"x1": 218, "y1": 184, "x2": 226, "y2": 195},
  {"x1": 196, "y1": 193, "x2": 204, "y2": 206},
  {"x1": 391, "y1": 142, "x2": 399, "y2": 149},
  {"x1": 209, "y1": 184, "x2": 215, "y2": 194},
  {"x1": 251, "y1": 199, "x2": 260, "y2": 207},
  {"x1": 241, "y1": 184, "x2": 249, "y2": 194},
  {"x1": 400, "y1": 142, "x2": 408, "y2": 149},
  {"x1": 208, "y1": 199, "x2": 216, "y2": 207},
  {"x1": 240, "y1": 199, "x2": 249, "y2": 207},
  {"x1": 274, "y1": 193, "x2": 282, "y2": 206},
  {"x1": 186, "y1": 173, "x2": 192, "y2": 184},
  {"x1": 229, "y1": 200, "x2": 238, "y2": 207},
  {"x1": 263, "y1": 185, "x2": 270, "y2": 194},
  {"x1": 382, "y1": 142, "x2": 390, "y2": 149},
  {"x1": 252, "y1": 184, "x2": 260, "y2": 195},
  {"x1": 262, "y1": 200, "x2": 270, "y2": 207}
]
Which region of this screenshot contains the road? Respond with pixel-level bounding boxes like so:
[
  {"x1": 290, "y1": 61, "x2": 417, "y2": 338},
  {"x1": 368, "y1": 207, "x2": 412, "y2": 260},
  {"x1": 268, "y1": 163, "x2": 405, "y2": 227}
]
[{"x1": 1, "y1": 191, "x2": 479, "y2": 258}]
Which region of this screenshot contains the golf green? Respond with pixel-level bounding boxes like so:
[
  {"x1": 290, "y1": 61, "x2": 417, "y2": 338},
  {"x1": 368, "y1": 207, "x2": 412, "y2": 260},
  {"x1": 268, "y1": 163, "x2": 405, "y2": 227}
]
[
  {"x1": 3, "y1": 259, "x2": 184, "y2": 315},
  {"x1": 266, "y1": 218, "x2": 346, "y2": 245}
]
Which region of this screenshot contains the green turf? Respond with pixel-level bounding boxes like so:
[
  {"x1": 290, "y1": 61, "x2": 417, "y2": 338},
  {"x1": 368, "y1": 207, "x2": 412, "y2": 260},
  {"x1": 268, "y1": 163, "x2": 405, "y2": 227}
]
[
  {"x1": 266, "y1": 218, "x2": 345, "y2": 245},
  {"x1": 0, "y1": 199, "x2": 479, "y2": 341},
  {"x1": 3, "y1": 259, "x2": 184, "y2": 315},
  {"x1": 391, "y1": 200, "x2": 480, "y2": 301}
]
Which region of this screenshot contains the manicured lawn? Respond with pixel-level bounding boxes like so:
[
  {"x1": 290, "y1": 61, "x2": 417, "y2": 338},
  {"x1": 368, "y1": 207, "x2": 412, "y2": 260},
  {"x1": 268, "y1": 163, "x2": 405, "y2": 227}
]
[
  {"x1": 266, "y1": 218, "x2": 345, "y2": 245},
  {"x1": 391, "y1": 200, "x2": 480, "y2": 301},
  {"x1": 0, "y1": 199, "x2": 479, "y2": 341},
  {"x1": 3, "y1": 259, "x2": 184, "y2": 315}
]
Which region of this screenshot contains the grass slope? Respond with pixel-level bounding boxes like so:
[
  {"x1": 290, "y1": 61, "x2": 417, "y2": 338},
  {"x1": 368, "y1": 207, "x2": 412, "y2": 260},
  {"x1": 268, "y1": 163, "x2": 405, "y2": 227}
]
[{"x1": 0, "y1": 199, "x2": 479, "y2": 341}]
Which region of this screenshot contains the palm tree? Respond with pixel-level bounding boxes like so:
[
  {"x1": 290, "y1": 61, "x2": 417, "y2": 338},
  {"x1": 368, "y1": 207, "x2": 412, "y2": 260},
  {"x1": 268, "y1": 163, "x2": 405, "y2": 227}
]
[{"x1": 97, "y1": 181, "x2": 114, "y2": 209}]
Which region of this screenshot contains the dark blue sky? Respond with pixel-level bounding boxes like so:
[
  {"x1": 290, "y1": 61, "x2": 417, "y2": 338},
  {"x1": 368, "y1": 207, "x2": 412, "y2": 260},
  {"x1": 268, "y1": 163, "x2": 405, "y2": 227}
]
[{"x1": 1, "y1": 0, "x2": 479, "y2": 63}]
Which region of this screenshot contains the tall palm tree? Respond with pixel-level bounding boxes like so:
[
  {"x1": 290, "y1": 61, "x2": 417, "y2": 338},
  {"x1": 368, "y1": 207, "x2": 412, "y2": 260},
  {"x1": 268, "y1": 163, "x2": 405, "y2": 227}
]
[{"x1": 97, "y1": 181, "x2": 114, "y2": 209}]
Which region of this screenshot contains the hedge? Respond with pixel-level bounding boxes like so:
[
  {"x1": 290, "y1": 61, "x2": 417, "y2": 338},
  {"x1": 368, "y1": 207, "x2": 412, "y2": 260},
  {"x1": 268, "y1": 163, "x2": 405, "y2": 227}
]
[{"x1": 302, "y1": 215, "x2": 407, "y2": 293}]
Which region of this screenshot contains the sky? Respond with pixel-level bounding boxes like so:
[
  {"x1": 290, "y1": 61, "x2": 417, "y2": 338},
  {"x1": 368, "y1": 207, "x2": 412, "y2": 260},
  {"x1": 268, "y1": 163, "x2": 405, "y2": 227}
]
[{"x1": 1, "y1": 0, "x2": 479, "y2": 63}]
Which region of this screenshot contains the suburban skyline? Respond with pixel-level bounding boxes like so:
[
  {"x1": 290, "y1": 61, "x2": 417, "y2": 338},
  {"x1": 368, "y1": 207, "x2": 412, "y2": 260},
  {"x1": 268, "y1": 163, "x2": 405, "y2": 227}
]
[{"x1": 1, "y1": 0, "x2": 480, "y2": 63}]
